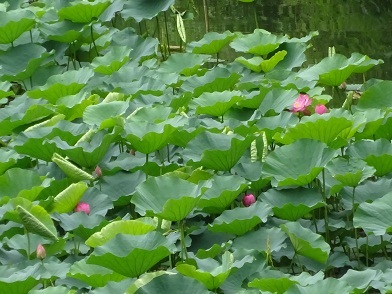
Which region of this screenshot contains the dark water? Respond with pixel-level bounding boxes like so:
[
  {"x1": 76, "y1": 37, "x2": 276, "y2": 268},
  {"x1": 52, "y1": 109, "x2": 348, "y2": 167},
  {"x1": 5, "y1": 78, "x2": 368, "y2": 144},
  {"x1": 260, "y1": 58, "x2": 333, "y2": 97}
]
[{"x1": 162, "y1": 0, "x2": 392, "y2": 81}]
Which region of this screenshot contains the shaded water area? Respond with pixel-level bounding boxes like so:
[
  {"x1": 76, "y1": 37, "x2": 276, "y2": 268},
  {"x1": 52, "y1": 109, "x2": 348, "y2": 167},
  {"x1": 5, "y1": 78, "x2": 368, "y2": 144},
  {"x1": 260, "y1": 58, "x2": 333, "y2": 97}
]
[{"x1": 153, "y1": 0, "x2": 392, "y2": 82}]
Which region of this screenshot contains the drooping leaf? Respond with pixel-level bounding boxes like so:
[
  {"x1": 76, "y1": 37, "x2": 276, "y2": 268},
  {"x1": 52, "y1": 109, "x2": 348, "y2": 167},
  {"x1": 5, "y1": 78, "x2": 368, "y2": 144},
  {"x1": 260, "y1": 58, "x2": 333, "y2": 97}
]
[
  {"x1": 280, "y1": 222, "x2": 330, "y2": 264},
  {"x1": 262, "y1": 139, "x2": 337, "y2": 187},
  {"x1": 91, "y1": 46, "x2": 132, "y2": 75},
  {"x1": 158, "y1": 53, "x2": 209, "y2": 76},
  {"x1": 132, "y1": 175, "x2": 203, "y2": 221},
  {"x1": 235, "y1": 50, "x2": 287, "y2": 73},
  {"x1": 52, "y1": 153, "x2": 95, "y2": 181},
  {"x1": 87, "y1": 232, "x2": 175, "y2": 277},
  {"x1": 354, "y1": 191, "x2": 392, "y2": 236},
  {"x1": 57, "y1": 0, "x2": 112, "y2": 23},
  {"x1": 121, "y1": 0, "x2": 175, "y2": 22},
  {"x1": 0, "y1": 10, "x2": 36, "y2": 44},
  {"x1": 208, "y1": 201, "x2": 272, "y2": 235},
  {"x1": 188, "y1": 31, "x2": 236, "y2": 54},
  {"x1": 190, "y1": 91, "x2": 243, "y2": 117}
]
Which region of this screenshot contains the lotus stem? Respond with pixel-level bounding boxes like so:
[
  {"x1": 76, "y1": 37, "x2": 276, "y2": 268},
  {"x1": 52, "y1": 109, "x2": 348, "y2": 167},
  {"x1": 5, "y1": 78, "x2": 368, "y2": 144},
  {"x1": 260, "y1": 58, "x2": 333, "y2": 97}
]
[
  {"x1": 321, "y1": 169, "x2": 330, "y2": 244},
  {"x1": 26, "y1": 230, "x2": 31, "y2": 260},
  {"x1": 352, "y1": 186, "x2": 360, "y2": 265},
  {"x1": 179, "y1": 220, "x2": 188, "y2": 261},
  {"x1": 253, "y1": 2, "x2": 259, "y2": 29},
  {"x1": 164, "y1": 11, "x2": 171, "y2": 56},
  {"x1": 29, "y1": 30, "x2": 33, "y2": 43},
  {"x1": 203, "y1": 0, "x2": 209, "y2": 33},
  {"x1": 90, "y1": 23, "x2": 99, "y2": 56}
]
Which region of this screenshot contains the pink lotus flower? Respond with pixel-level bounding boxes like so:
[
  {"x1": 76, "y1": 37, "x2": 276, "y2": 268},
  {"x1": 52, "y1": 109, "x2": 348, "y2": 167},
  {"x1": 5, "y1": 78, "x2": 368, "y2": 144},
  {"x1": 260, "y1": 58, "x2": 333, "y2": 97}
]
[
  {"x1": 36, "y1": 243, "x2": 46, "y2": 260},
  {"x1": 315, "y1": 104, "x2": 328, "y2": 114},
  {"x1": 94, "y1": 166, "x2": 102, "y2": 177},
  {"x1": 292, "y1": 94, "x2": 312, "y2": 113},
  {"x1": 242, "y1": 194, "x2": 256, "y2": 207},
  {"x1": 75, "y1": 202, "x2": 90, "y2": 215}
]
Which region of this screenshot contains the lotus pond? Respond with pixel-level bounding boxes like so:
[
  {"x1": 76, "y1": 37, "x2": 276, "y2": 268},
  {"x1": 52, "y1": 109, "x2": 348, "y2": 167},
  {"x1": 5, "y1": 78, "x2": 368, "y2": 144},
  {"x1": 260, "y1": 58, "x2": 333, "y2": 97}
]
[{"x1": 2, "y1": 0, "x2": 392, "y2": 293}]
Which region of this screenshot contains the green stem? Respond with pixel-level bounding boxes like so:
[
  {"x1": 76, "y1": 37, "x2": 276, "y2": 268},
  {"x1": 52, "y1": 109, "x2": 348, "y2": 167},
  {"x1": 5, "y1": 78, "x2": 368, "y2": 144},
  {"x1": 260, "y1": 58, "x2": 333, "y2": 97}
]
[
  {"x1": 179, "y1": 220, "x2": 188, "y2": 261},
  {"x1": 321, "y1": 169, "x2": 330, "y2": 244},
  {"x1": 90, "y1": 23, "x2": 99, "y2": 56},
  {"x1": 145, "y1": 153, "x2": 149, "y2": 179},
  {"x1": 381, "y1": 236, "x2": 389, "y2": 260},
  {"x1": 26, "y1": 230, "x2": 31, "y2": 260},
  {"x1": 352, "y1": 186, "x2": 360, "y2": 264},
  {"x1": 164, "y1": 11, "x2": 171, "y2": 56},
  {"x1": 29, "y1": 30, "x2": 33, "y2": 43},
  {"x1": 253, "y1": 2, "x2": 259, "y2": 28},
  {"x1": 202, "y1": 0, "x2": 209, "y2": 33}
]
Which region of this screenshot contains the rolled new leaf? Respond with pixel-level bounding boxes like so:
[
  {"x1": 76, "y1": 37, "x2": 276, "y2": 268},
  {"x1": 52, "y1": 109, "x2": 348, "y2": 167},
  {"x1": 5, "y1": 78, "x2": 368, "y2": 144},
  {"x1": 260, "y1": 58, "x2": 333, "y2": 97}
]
[
  {"x1": 17, "y1": 205, "x2": 58, "y2": 241},
  {"x1": 52, "y1": 153, "x2": 95, "y2": 181},
  {"x1": 51, "y1": 182, "x2": 88, "y2": 214}
]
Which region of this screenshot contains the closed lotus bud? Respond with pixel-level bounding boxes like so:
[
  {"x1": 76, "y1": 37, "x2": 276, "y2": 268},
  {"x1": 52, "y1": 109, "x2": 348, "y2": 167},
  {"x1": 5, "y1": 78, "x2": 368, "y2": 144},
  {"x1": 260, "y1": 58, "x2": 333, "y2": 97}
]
[
  {"x1": 315, "y1": 104, "x2": 328, "y2": 115},
  {"x1": 36, "y1": 243, "x2": 46, "y2": 260},
  {"x1": 130, "y1": 149, "x2": 135, "y2": 156},
  {"x1": 94, "y1": 166, "x2": 102, "y2": 177},
  {"x1": 242, "y1": 194, "x2": 256, "y2": 207},
  {"x1": 75, "y1": 202, "x2": 90, "y2": 215}
]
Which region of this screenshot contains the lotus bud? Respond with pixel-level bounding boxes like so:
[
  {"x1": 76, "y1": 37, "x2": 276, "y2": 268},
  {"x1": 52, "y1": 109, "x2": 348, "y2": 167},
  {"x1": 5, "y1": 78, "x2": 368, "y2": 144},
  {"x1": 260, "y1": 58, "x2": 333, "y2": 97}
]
[
  {"x1": 94, "y1": 166, "x2": 102, "y2": 178},
  {"x1": 242, "y1": 194, "x2": 256, "y2": 207},
  {"x1": 75, "y1": 202, "x2": 90, "y2": 215},
  {"x1": 130, "y1": 149, "x2": 135, "y2": 156},
  {"x1": 315, "y1": 104, "x2": 328, "y2": 115},
  {"x1": 339, "y1": 82, "x2": 347, "y2": 90},
  {"x1": 36, "y1": 243, "x2": 46, "y2": 260}
]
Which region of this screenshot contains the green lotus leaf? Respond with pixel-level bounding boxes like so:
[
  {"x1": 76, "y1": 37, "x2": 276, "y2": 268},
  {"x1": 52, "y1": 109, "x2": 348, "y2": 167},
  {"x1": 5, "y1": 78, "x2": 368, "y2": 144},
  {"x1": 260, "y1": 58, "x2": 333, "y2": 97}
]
[
  {"x1": 273, "y1": 109, "x2": 359, "y2": 147},
  {"x1": 0, "y1": 148, "x2": 29, "y2": 175},
  {"x1": 83, "y1": 101, "x2": 128, "y2": 127},
  {"x1": 68, "y1": 259, "x2": 126, "y2": 288},
  {"x1": 98, "y1": 170, "x2": 146, "y2": 204},
  {"x1": 339, "y1": 269, "x2": 382, "y2": 292},
  {"x1": 354, "y1": 109, "x2": 385, "y2": 140},
  {"x1": 87, "y1": 232, "x2": 175, "y2": 277},
  {"x1": 249, "y1": 274, "x2": 298, "y2": 294},
  {"x1": 28, "y1": 67, "x2": 94, "y2": 102},
  {"x1": 262, "y1": 188, "x2": 324, "y2": 221},
  {"x1": 262, "y1": 139, "x2": 337, "y2": 187},
  {"x1": 236, "y1": 50, "x2": 287, "y2": 73},
  {"x1": 251, "y1": 111, "x2": 298, "y2": 141},
  {"x1": 274, "y1": 42, "x2": 307, "y2": 70},
  {"x1": 183, "y1": 132, "x2": 254, "y2": 171},
  {"x1": 132, "y1": 175, "x2": 203, "y2": 221},
  {"x1": 121, "y1": 0, "x2": 174, "y2": 22},
  {"x1": 86, "y1": 220, "x2": 156, "y2": 248},
  {"x1": 29, "y1": 286, "x2": 71, "y2": 294},
  {"x1": 188, "y1": 31, "x2": 236, "y2": 54},
  {"x1": 51, "y1": 182, "x2": 88, "y2": 214},
  {"x1": 181, "y1": 67, "x2": 241, "y2": 97},
  {"x1": 52, "y1": 153, "x2": 95, "y2": 181},
  {"x1": 230, "y1": 29, "x2": 289, "y2": 55},
  {"x1": 281, "y1": 222, "x2": 330, "y2": 264},
  {"x1": 176, "y1": 251, "x2": 234, "y2": 290},
  {"x1": 353, "y1": 191, "x2": 392, "y2": 236},
  {"x1": 168, "y1": 117, "x2": 220, "y2": 148},
  {"x1": 0, "y1": 10, "x2": 36, "y2": 44},
  {"x1": 126, "y1": 272, "x2": 211, "y2": 294},
  {"x1": 0, "y1": 81, "x2": 13, "y2": 99},
  {"x1": 257, "y1": 88, "x2": 298, "y2": 115},
  {"x1": 91, "y1": 46, "x2": 131, "y2": 75},
  {"x1": 348, "y1": 139, "x2": 392, "y2": 176},
  {"x1": 285, "y1": 277, "x2": 352, "y2": 294},
  {"x1": 39, "y1": 20, "x2": 84, "y2": 43},
  {"x1": 325, "y1": 157, "x2": 375, "y2": 187},
  {"x1": 190, "y1": 91, "x2": 243, "y2": 117},
  {"x1": 356, "y1": 80, "x2": 392, "y2": 110},
  {"x1": 231, "y1": 159, "x2": 271, "y2": 191},
  {"x1": 0, "y1": 96, "x2": 54, "y2": 136},
  {"x1": 197, "y1": 174, "x2": 248, "y2": 214},
  {"x1": 208, "y1": 201, "x2": 272, "y2": 235},
  {"x1": 58, "y1": 0, "x2": 111, "y2": 23},
  {"x1": 0, "y1": 272, "x2": 40, "y2": 294},
  {"x1": 0, "y1": 168, "x2": 48, "y2": 201},
  {"x1": 55, "y1": 129, "x2": 119, "y2": 168},
  {"x1": 16, "y1": 204, "x2": 58, "y2": 241},
  {"x1": 12, "y1": 120, "x2": 89, "y2": 162},
  {"x1": 158, "y1": 53, "x2": 209, "y2": 76},
  {"x1": 0, "y1": 44, "x2": 52, "y2": 82},
  {"x1": 298, "y1": 53, "x2": 383, "y2": 86},
  {"x1": 93, "y1": 280, "x2": 135, "y2": 294},
  {"x1": 191, "y1": 230, "x2": 233, "y2": 259},
  {"x1": 55, "y1": 212, "x2": 108, "y2": 240},
  {"x1": 127, "y1": 105, "x2": 173, "y2": 123}
]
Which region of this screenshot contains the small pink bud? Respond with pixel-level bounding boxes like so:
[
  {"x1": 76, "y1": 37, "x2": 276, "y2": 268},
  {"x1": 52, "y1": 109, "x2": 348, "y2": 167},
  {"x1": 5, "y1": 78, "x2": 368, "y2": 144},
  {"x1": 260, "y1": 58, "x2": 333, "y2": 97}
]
[
  {"x1": 242, "y1": 194, "x2": 256, "y2": 207},
  {"x1": 75, "y1": 202, "x2": 90, "y2": 215},
  {"x1": 130, "y1": 149, "x2": 135, "y2": 156},
  {"x1": 36, "y1": 243, "x2": 46, "y2": 260},
  {"x1": 315, "y1": 104, "x2": 328, "y2": 115},
  {"x1": 94, "y1": 166, "x2": 102, "y2": 177}
]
